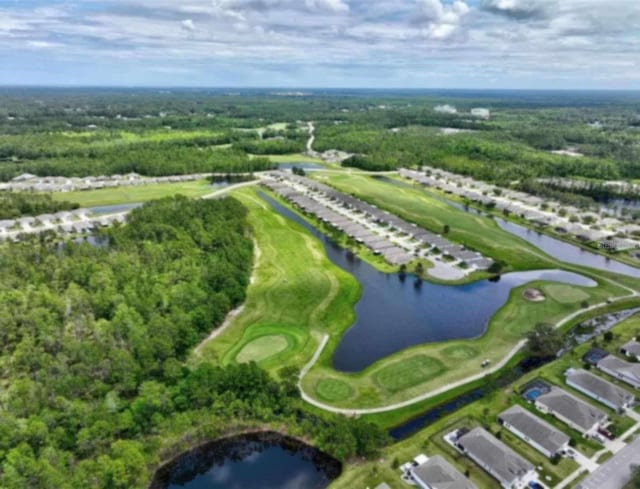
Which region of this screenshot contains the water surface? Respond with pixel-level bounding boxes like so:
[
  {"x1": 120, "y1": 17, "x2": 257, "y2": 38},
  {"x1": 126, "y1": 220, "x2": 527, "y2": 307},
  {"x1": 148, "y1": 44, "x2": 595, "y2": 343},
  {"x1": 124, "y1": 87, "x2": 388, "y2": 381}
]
[
  {"x1": 150, "y1": 433, "x2": 340, "y2": 489},
  {"x1": 260, "y1": 192, "x2": 596, "y2": 372}
]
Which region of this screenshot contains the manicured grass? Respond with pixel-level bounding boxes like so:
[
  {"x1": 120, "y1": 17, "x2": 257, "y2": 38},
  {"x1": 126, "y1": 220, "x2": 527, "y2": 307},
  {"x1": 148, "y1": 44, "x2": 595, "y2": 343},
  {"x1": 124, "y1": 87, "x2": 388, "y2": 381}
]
[
  {"x1": 331, "y1": 313, "x2": 640, "y2": 489},
  {"x1": 251, "y1": 152, "x2": 327, "y2": 164},
  {"x1": 50, "y1": 180, "x2": 214, "y2": 207},
  {"x1": 236, "y1": 335, "x2": 289, "y2": 363},
  {"x1": 316, "y1": 379, "x2": 354, "y2": 402},
  {"x1": 303, "y1": 277, "x2": 620, "y2": 409},
  {"x1": 197, "y1": 187, "x2": 360, "y2": 374},
  {"x1": 374, "y1": 355, "x2": 445, "y2": 394},
  {"x1": 543, "y1": 284, "x2": 590, "y2": 304},
  {"x1": 314, "y1": 172, "x2": 554, "y2": 272}
]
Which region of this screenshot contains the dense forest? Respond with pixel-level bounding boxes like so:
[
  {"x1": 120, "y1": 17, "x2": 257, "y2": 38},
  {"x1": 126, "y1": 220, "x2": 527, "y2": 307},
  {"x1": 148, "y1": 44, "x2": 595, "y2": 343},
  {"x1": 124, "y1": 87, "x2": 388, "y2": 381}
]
[
  {"x1": 2, "y1": 88, "x2": 640, "y2": 186},
  {"x1": 0, "y1": 192, "x2": 79, "y2": 219},
  {"x1": 0, "y1": 196, "x2": 387, "y2": 488}
]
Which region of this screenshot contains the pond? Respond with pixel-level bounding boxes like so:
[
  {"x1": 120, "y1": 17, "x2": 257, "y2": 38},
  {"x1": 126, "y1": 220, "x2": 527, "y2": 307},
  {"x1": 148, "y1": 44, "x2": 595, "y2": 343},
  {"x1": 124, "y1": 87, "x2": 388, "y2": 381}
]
[
  {"x1": 149, "y1": 432, "x2": 341, "y2": 489},
  {"x1": 495, "y1": 219, "x2": 640, "y2": 279},
  {"x1": 277, "y1": 162, "x2": 326, "y2": 172},
  {"x1": 259, "y1": 192, "x2": 596, "y2": 372},
  {"x1": 89, "y1": 202, "x2": 143, "y2": 215}
]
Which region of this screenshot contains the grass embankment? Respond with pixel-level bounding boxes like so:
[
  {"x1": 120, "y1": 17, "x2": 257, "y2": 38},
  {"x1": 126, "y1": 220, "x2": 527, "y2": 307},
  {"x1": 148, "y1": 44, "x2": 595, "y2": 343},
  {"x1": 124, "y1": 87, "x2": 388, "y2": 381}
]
[
  {"x1": 303, "y1": 276, "x2": 620, "y2": 409},
  {"x1": 199, "y1": 186, "x2": 628, "y2": 412},
  {"x1": 330, "y1": 313, "x2": 640, "y2": 489},
  {"x1": 198, "y1": 187, "x2": 360, "y2": 373},
  {"x1": 50, "y1": 179, "x2": 214, "y2": 207}
]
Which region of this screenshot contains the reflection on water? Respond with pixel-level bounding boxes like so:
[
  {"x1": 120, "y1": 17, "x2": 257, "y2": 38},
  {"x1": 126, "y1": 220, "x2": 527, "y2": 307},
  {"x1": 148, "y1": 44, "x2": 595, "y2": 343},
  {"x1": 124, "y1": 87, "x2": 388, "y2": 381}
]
[{"x1": 259, "y1": 192, "x2": 596, "y2": 372}]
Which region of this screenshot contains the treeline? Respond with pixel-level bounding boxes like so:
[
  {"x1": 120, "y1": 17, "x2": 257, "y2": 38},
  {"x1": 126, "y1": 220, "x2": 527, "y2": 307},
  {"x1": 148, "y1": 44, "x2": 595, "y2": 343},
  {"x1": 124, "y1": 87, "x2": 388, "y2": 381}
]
[
  {"x1": 0, "y1": 192, "x2": 79, "y2": 219},
  {"x1": 0, "y1": 196, "x2": 387, "y2": 489},
  {"x1": 317, "y1": 124, "x2": 627, "y2": 182},
  {"x1": 0, "y1": 147, "x2": 275, "y2": 181}
]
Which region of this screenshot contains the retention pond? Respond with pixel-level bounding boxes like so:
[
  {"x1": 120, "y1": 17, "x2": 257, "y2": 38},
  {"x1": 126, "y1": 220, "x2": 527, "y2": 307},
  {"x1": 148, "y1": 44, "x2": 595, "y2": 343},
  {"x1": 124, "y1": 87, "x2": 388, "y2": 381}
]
[
  {"x1": 150, "y1": 432, "x2": 341, "y2": 489},
  {"x1": 259, "y1": 192, "x2": 596, "y2": 372}
]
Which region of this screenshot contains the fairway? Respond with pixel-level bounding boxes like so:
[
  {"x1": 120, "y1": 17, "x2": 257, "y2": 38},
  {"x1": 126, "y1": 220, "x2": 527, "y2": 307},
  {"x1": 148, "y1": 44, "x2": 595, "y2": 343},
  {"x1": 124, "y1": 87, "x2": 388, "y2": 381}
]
[
  {"x1": 50, "y1": 180, "x2": 214, "y2": 207},
  {"x1": 236, "y1": 335, "x2": 289, "y2": 363},
  {"x1": 197, "y1": 185, "x2": 631, "y2": 411}
]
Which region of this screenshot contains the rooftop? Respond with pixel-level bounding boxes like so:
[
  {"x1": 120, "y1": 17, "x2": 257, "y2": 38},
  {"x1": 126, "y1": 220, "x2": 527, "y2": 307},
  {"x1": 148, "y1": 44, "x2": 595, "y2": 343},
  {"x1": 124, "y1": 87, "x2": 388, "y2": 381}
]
[
  {"x1": 457, "y1": 427, "x2": 534, "y2": 487},
  {"x1": 498, "y1": 405, "x2": 570, "y2": 455},
  {"x1": 411, "y1": 455, "x2": 477, "y2": 489},
  {"x1": 566, "y1": 369, "x2": 635, "y2": 410},
  {"x1": 598, "y1": 356, "x2": 640, "y2": 384},
  {"x1": 536, "y1": 387, "x2": 608, "y2": 431}
]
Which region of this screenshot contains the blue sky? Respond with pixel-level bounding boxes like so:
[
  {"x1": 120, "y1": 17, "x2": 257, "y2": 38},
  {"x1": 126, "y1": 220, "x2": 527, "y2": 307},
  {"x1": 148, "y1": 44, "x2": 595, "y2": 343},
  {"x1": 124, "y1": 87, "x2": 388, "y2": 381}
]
[{"x1": 1, "y1": 0, "x2": 639, "y2": 88}]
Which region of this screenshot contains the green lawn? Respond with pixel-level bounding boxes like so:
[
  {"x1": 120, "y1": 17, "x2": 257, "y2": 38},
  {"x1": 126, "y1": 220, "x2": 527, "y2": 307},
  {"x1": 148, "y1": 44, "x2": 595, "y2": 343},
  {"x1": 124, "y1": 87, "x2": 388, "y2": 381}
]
[
  {"x1": 235, "y1": 335, "x2": 289, "y2": 363},
  {"x1": 543, "y1": 284, "x2": 591, "y2": 304},
  {"x1": 330, "y1": 313, "x2": 640, "y2": 489},
  {"x1": 50, "y1": 179, "x2": 214, "y2": 207},
  {"x1": 197, "y1": 187, "x2": 360, "y2": 374},
  {"x1": 194, "y1": 185, "x2": 629, "y2": 411}
]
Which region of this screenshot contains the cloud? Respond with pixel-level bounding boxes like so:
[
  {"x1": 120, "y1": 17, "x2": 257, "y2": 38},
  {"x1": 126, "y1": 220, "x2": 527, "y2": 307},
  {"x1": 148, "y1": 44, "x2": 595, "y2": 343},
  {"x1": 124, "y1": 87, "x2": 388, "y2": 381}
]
[
  {"x1": 480, "y1": 0, "x2": 555, "y2": 20},
  {"x1": 414, "y1": 0, "x2": 470, "y2": 39},
  {"x1": 181, "y1": 19, "x2": 196, "y2": 31}
]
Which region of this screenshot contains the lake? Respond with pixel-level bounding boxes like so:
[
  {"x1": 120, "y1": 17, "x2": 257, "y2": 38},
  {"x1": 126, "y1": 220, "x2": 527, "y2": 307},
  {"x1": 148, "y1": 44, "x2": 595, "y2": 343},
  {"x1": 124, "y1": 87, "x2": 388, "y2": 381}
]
[
  {"x1": 150, "y1": 433, "x2": 341, "y2": 489},
  {"x1": 259, "y1": 192, "x2": 596, "y2": 372}
]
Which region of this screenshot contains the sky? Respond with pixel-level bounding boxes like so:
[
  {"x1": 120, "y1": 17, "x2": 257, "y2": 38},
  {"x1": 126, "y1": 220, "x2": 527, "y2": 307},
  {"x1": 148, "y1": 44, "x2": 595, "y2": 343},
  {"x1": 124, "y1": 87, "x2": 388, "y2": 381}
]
[{"x1": 0, "y1": 0, "x2": 639, "y2": 89}]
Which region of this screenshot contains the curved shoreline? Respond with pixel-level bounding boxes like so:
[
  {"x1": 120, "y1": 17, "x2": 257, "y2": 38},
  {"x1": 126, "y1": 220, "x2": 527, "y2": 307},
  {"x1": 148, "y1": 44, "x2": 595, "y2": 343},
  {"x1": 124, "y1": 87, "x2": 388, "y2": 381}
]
[{"x1": 148, "y1": 430, "x2": 342, "y2": 489}]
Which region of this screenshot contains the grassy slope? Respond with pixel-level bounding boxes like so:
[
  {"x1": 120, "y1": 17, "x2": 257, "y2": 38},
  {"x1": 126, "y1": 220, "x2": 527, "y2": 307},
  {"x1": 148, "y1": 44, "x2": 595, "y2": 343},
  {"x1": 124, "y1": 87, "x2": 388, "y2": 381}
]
[
  {"x1": 330, "y1": 313, "x2": 640, "y2": 489},
  {"x1": 50, "y1": 180, "x2": 214, "y2": 207},
  {"x1": 198, "y1": 187, "x2": 360, "y2": 373},
  {"x1": 196, "y1": 185, "x2": 626, "y2": 411}
]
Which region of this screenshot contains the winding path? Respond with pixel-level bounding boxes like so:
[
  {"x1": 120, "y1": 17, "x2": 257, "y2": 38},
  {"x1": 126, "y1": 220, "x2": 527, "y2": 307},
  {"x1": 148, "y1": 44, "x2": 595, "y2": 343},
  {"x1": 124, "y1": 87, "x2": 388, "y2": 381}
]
[{"x1": 297, "y1": 287, "x2": 638, "y2": 415}]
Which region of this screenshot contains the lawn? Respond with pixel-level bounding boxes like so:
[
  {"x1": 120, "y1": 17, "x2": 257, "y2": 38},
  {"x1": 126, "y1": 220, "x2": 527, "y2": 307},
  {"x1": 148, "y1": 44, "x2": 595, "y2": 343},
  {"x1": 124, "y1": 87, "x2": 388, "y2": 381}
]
[
  {"x1": 235, "y1": 334, "x2": 289, "y2": 363},
  {"x1": 50, "y1": 179, "x2": 214, "y2": 207},
  {"x1": 330, "y1": 313, "x2": 640, "y2": 489},
  {"x1": 197, "y1": 187, "x2": 360, "y2": 374},
  {"x1": 194, "y1": 183, "x2": 630, "y2": 411}
]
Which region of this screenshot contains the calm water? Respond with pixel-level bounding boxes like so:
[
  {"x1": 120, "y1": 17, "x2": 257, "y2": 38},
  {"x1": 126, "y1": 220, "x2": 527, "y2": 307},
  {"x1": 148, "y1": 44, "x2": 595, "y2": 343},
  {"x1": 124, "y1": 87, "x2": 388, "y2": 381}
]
[
  {"x1": 89, "y1": 202, "x2": 143, "y2": 215},
  {"x1": 495, "y1": 219, "x2": 640, "y2": 278},
  {"x1": 259, "y1": 192, "x2": 596, "y2": 372},
  {"x1": 151, "y1": 433, "x2": 340, "y2": 489},
  {"x1": 277, "y1": 162, "x2": 326, "y2": 171},
  {"x1": 376, "y1": 175, "x2": 640, "y2": 279}
]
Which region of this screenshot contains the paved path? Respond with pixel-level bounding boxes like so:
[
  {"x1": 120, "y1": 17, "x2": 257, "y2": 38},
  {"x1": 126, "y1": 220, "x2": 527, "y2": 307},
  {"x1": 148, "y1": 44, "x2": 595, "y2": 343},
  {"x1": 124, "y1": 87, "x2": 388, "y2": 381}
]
[{"x1": 298, "y1": 285, "x2": 638, "y2": 414}]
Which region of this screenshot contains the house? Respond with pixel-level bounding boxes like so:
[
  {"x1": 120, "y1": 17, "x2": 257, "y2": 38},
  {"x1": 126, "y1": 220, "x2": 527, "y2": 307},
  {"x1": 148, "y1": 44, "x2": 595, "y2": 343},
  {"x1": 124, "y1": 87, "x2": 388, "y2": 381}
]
[
  {"x1": 566, "y1": 368, "x2": 636, "y2": 412},
  {"x1": 497, "y1": 405, "x2": 570, "y2": 458},
  {"x1": 620, "y1": 340, "x2": 640, "y2": 361},
  {"x1": 410, "y1": 455, "x2": 477, "y2": 489},
  {"x1": 456, "y1": 427, "x2": 535, "y2": 489},
  {"x1": 576, "y1": 435, "x2": 640, "y2": 489},
  {"x1": 535, "y1": 387, "x2": 608, "y2": 436},
  {"x1": 597, "y1": 356, "x2": 640, "y2": 389}
]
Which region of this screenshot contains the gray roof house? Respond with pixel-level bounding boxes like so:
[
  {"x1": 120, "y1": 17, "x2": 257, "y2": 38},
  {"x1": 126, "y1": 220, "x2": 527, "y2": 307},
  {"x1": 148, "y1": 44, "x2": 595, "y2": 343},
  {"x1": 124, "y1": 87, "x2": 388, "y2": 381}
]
[
  {"x1": 566, "y1": 369, "x2": 636, "y2": 412},
  {"x1": 410, "y1": 455, "x2": 477, "y2": 489},
  {"x1": 620, "y1": 340, "x2": 640, "y2": 360},
  {"x1": 598, "y1": 356, "x2": 640, "y2": 389},
  {"x1": 498, "y1": 405, "x2": 570, "y2": 458},
  {"x1": 535, "y1": 387, "x2": 608, "y2": 435},
  {"x1": 456, "y1": 427, "x2": 535, "y2": 489},
  {"x1": 576, "y1": 435, "x2": 640, "y2": 489}
]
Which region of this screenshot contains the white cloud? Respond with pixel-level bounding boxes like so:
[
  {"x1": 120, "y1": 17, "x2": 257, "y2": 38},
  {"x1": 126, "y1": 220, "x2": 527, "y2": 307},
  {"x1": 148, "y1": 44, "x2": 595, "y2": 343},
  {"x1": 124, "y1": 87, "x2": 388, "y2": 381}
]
[
  {"x1": 414, "y1": 0, "x2": 470, "y2": 39},
  {"x1": 181, "y1": 19, "x2": 196, "y2": 31}
]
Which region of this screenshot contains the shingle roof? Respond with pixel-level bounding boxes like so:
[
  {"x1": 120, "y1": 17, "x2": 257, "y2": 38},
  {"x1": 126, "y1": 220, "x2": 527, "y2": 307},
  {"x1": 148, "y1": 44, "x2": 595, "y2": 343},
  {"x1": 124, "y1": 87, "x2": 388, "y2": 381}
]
[
  {"x1": 498, "y1": 405, "x2": 569, "y2": 455},
  {"x1": 536, "y1": 387, "x2": 608, "y2": 432},
  {"x1": 412, "y1": 455, "x2": 477, "y2": 489},
  {"x1": 566, "y1": 369, "x2": 635, "y2": 410},
  {"x1": 598, "y1": 356, "x2": 640, "y2": 385},
  {"x1": 458, "y1": 427, "x2": 534, "y2": 487}
]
